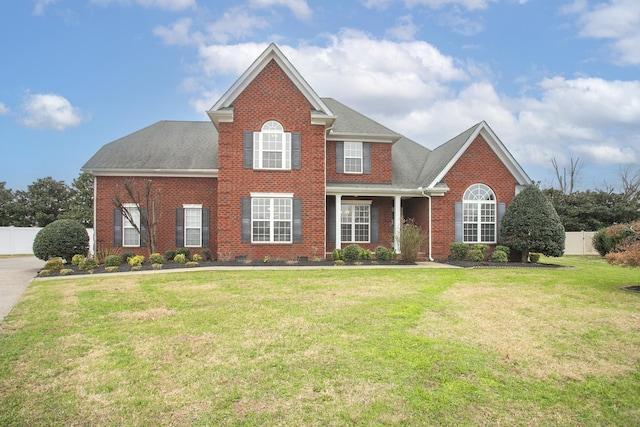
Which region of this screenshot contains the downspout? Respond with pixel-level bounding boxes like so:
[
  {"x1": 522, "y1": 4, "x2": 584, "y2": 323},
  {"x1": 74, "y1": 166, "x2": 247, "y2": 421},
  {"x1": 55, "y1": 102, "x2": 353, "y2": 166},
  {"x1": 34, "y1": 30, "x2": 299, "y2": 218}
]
[{"x1": 418, "y1": 187, "x2": 434, "y2": 261}]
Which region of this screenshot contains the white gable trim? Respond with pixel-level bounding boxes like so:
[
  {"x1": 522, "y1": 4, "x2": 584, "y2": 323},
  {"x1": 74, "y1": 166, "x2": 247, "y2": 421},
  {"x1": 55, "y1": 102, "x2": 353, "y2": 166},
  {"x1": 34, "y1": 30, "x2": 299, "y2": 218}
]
[{"x1": 427, "y1": 121, "x2": 531, "y2": 188}]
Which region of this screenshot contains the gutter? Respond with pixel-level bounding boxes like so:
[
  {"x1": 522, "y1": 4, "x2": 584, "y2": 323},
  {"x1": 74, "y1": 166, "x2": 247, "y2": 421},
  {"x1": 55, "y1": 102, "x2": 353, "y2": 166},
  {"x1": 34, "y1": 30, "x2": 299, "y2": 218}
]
[{"x1": 418, "y1": 186, "x2": 435, "y2": 262}]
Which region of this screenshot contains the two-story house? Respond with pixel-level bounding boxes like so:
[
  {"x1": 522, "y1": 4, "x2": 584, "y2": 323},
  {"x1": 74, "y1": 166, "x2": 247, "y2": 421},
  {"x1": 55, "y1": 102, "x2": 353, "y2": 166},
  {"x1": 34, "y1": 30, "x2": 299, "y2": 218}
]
[{"x1": 83, "y1": 43, "x2": 531, "y2": 261}]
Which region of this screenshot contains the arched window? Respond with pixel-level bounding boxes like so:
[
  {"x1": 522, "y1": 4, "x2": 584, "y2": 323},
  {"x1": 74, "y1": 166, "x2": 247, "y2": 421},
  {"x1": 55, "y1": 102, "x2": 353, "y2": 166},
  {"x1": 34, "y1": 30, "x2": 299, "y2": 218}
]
[
  {"x1": 253, "y1": 120, "x2": 291, "y2": 170},
  {"x1": 463, "y1": 184, "x2": 496, "y2": 243}
]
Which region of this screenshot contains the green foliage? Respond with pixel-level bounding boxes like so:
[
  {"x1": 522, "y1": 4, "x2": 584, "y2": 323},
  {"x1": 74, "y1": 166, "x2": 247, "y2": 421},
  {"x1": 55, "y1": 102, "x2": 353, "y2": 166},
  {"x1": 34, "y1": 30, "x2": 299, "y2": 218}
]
[
  {"x1": 592, "y1": 224, "x2": 636, "y2": 256},
  {"x1": 104, "y1": 255, "x2": 121, "y2": 267},
  {"x1": 164, "y1": 250, "x2": 177, "y2": 262},
  {"x1": 71, "y1": 254, "x2": 85, "y2": 266},
  {"x1": 78, "y1": 258, "x2": 97, "y2": 271},
  {"x1": 331, "y1": 248, "x2": 343, "y2": 261},
  {"x1": 21, "y1": 177, "x2": 73, "y2": 227},
  {"x1": 529, "y1": 253, "x2": 541, "y2": 263},
  {"x1": 201, "y1": 248, "x2": 212, "y2": 261},
  {"x1": 342, "y1": 244, "x2": 362, "y2": 262},
  {"x1": 602, "y1": 220, "x2": 640, "y2": 267},
  {"x1": 176, "y1": 247, "x2": 191, "y2": 259},
  {"x1": 105, "y1": 266, "x2": 119, "y2": 273},
  {"x1": 149, "y1": 253, "x2": 164, "y2": 264},
  {"x1": 399, "y1": 219, "x2": 425, "y2": 263},
  {"x1": 334, "y1": 259, "x2": 345, "y2": 266},
  {"x1": 494, "y1": 245, "x2": 510, "y2": 255},
  {"x1": 192, "y1": 253, "x2": 203, "y2": 262},
  {"x1": 375, "y1": 246, "x2": 391, "y2": 261},
  {"x1": 449, "y1": 242, "x2": 469, "y2": 260},
  {"x1": 121, "y1": 252, "x2": 135, "y2": 264},
  {"x1": 59, "y1": 268, "x2": 74, "y2": 276},
  {"x1": 127, "y1": 255, "x2": 145, "y2": 267},
  {"x1": 467, "y1": 244, "x2": 488, "y2": 262},
  {"x1": 359, "y1": 249, "x2": 371, "y2": 260},
  {"x1": 32, "y1": 219, "x2": 89, "y2": 262},
  {"x1": 38, "y1": 269, "x2": 51, "y2": 277},
  {"x1": 59, "y1": 172, "x2": 94, "y2": 228},
  {"x1": 0, "y1": 182, "x2": 14, "y2": 226},
  {"x1": 491, "y1": 249, "x2": 508, "y2": 263},
  {"x1": 152, "y1": 263, "x2": 163, "y2": 270},
  {"x1": 44, "y1": 257, "x2": 64, "y2": 271},
  {"x1": 173, "y1": 253, "x2": 186, "y2": 264},
  {"x1": 186, "y1": 261, "x2": 198, "y2": 268},
  {"x1": 500, "y1": 184, "x2": 565, "y2": 261}
]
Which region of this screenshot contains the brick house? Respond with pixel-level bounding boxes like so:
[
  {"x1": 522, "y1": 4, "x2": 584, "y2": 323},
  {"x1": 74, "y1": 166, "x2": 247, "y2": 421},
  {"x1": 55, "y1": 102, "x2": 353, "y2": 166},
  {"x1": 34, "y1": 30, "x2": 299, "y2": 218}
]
[{"x1": 82, "y1": 43, "x2": 531, "y2": 261}]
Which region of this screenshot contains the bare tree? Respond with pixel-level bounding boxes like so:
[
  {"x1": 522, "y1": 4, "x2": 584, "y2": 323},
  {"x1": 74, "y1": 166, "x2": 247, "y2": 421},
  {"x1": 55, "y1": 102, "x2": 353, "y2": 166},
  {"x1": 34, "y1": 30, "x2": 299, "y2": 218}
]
[
  {"x1": 113, "y1": 179, "x2": 161, "y2": 256},
  {"x1": 551, "y1": 157, "x2": 582, "y2": 194},
  {"x1": 619, "y1": 164, "x2": 640, "y2": 203}
]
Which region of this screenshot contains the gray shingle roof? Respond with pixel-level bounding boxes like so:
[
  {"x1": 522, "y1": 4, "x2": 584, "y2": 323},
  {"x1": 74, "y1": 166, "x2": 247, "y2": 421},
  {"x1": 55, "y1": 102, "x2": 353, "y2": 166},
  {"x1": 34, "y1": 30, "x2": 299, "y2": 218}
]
[
  {"x1": 322, "y1": 98, "x2": 400, "y2": 139},
  {"x1": 82, "y1": 121, "x2": 218, "y2": 172}
]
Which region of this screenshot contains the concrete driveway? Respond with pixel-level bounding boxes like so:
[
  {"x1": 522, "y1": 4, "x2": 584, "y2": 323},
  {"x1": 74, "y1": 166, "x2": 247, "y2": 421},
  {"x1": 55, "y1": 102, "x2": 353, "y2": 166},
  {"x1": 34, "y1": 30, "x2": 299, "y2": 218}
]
[{"x1": 0, "y1": 256, "x2": 42, "y2": 322}]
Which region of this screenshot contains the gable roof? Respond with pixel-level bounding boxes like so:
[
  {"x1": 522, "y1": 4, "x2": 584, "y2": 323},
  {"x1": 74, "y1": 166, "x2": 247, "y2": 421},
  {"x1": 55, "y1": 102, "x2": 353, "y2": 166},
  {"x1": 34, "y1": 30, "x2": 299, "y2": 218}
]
[
  {"x1": 323, "y1": 98, "x2": 401, "y2": 143},
  {"x1": 82, "y1": 121, "x2": 218, "y2": 176},
  {"x1": 207, "y1": 43, "x2": 335, "y2": 128}
]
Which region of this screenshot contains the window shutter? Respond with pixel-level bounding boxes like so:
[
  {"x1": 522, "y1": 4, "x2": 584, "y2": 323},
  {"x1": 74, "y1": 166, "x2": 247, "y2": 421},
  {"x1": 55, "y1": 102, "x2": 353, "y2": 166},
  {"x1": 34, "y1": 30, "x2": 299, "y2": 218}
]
[
  {"x1": 113, "y1": 208, "x2": 122, "y2": 247},
  {"x1": 293, "y1": 198, "x2": 302, "y2": 243},
  {"x1": 202, "y1": 208, "x2": 210, "y2": 247},
  {"x1": 454, "y1": 202, "x2": 463, "y2": 242},
  {"x1": 497, "y1": 202, "x2": 506, "y2": 243},
  {"x1": 241, "y1": 198, "x2": 251, "y2": 243},
  {"x1": 363, "y1": 142, "x2": 371, "y2": 174},
  {"x1": 140, "y1": 208, "x2": 148, "y2": 247},
  {"x1": 370, "y1": 205, "x2": 379, "y2": 243},
  {"x1": 336, "y1": 142, "x2": 344, "y2": 173},
  {"x1": 327, "y1": 204, "x2": 336, "y2": 243},
  {"x1": 292, "y1": 132, "x2": 301, "y2": 170},
  {"x1": 243, "y1": 131, "x2": 253, "y2": 169},
  {"x1": 175, "y1": 208, "x2": 184, "y2": 247}
]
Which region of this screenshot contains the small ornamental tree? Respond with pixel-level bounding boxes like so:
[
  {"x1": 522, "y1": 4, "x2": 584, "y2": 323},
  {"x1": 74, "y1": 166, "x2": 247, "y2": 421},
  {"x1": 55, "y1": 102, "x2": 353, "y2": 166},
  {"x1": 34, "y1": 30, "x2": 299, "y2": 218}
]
[
  {"x1": 32, "y1": 219, "x2": 89, "y2": 262},
  {"x1": 500, "y1": 184, "x2": 565, "y2": 262}
]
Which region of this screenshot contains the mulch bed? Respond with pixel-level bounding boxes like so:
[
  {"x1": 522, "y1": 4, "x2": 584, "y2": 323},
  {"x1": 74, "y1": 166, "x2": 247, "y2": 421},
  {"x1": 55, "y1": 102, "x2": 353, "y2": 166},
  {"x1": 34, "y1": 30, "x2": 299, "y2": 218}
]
[
  {"x1": 620, "y1": 285, "x2": 640, "y2": 293},
  {"x1": 441, "y1": 260, "x2": 566, "y2": 269}
]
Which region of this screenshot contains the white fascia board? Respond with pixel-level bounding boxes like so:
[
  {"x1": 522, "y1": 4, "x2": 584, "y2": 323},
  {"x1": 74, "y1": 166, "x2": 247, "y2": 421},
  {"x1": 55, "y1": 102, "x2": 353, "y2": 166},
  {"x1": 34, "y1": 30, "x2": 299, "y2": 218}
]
[
  {"x1": 326, "y1": 132, "x2": 402, "y2": 144},
  {"x1": 86, "y1": 169, "x2": 218, "y2": 178},
  {"x1": 326, "y1": 185, "x2": 448, "y2": 197}
]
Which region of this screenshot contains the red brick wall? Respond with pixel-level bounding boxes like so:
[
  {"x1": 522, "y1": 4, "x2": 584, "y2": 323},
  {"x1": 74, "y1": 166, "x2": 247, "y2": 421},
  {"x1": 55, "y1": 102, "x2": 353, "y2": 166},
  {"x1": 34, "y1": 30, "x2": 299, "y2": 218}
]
[
  {"x1": 216, "y1": 59, "x2": 327, "y2": 261},
  {"x1": 326, "y1": 141, "x2": 392, "y2": 184},
  {"x1": 94, "y1": 175, "x2": 217, "y2": 257}
]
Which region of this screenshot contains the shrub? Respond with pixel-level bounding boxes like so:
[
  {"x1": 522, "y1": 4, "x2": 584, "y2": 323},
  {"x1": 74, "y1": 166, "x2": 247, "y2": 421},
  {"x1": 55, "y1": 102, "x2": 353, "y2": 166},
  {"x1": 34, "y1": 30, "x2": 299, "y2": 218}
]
[
  {"x1": 71, "y1": 254, "x2": 85, "y2": 266},
  {"x1": 165, "y1": 250, "x2": 177, "y2": 262},
  {"x1": 44, "y1": 257, "x2": 64, "y2": 271},
  {"x1": 105, "y1": 266, "x2": 119, "y2": 273},
  {"x1": 78, "y1": 258, "x2": 97, "y2": 271},
  {"x1": 342, "y1": 244, "x2": 362, "y2": 262},
  {"x1": 495, "y1": 245, "x2": 511, "y2": 256},
  {"x1": 449, "y1": 243, "x2": 468, "y2": 260},
  {"x1": 201, "y1": 248, "x2": 212, "y2": 261},
  {"x1": 334, "y1": 260, "x2": 345, "y2": 266},
  {"x1": 60, "y1": 269, "x2": 74, "y2": 276},
  {"x1": 186, "y1": 261, "x2": 198, "y2": 268},
  {"x1": 332, "y1": 248, "x2": 343, "y2": 261},
  {"x1": 491, "y1": 250, "x2": 508, "y2": 263},
  {"x1": 33, "y1": 219, "x2": 89, "y2": 262},
  {"x1": 149, "y1": 253, "x2": 164, "y2": 264},
  {"x1": 529, "y1": 253, "x2": 541, "y2": 263},
  {"x1": 359, "y1": 249, "x2": 371, "y2": 260},
  {"x1": 193, "y1": 254, "x2": 203, "y2": 262},
  {"x1": 121, "y1": 252, "x2": 135, "y2": 264},
  {"x1": 38, "y1": 270, "x2": 51, "y2": 277},
  {"x1": 104, "y1": 255, "x2": 121, "y2": 268},
  {"x1": 128, "y1": 255, "x2": 145, "y2": 267},
  {"x1": 467, "y1": 244, "x2": 488, "y2": 262},
  {"x1": 593, "y1": 224, "x2": 636, "y2": 256},
  {"x1": 399, "y1": 219, "x2": 425, "y2": 263},
  {"x1": 152, "y1": 263, "x2": 163, "y2": 270},
  {"x1": 173, "y1": 253, "x2": 186, "y2": 264},
  {"x1": 176, "y1": 247, "x2": 191, "y2": 259},
  {"x1": 375, "y1": 246, "x2": 391, "y2": 261}
]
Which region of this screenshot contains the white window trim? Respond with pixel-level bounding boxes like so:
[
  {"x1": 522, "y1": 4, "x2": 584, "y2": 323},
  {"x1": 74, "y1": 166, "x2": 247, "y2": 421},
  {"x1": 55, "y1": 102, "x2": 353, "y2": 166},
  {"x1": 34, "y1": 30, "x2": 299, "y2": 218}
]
[
  {"x1": 463, "y1": 184, "x2": 497, "y2": 244},
  {"x1": 253, "y1": 120, "x2": 291, "y2": 170},
  {"x1": 344, "y1": 141, "x2": 363, "y2": 174},
  {"x1": 341, "y1": 201, "x2": 371, "y2": 243},
  {"x1": 183, "y1": 204, "x2": 203, "y2": 248},
  {"x1": 251, "y1": 196, "x2": 293, "y2": 244},
  {"x1": 122, "y1": 203, "x2": 140, "y2": 247}
]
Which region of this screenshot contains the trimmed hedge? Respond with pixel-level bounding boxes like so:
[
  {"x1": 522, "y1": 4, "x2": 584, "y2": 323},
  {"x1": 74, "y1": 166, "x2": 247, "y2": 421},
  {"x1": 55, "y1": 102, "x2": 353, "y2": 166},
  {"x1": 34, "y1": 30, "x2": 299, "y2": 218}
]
[{"x1": 33, "y1": 219, "x2": 89, "y2": 262}]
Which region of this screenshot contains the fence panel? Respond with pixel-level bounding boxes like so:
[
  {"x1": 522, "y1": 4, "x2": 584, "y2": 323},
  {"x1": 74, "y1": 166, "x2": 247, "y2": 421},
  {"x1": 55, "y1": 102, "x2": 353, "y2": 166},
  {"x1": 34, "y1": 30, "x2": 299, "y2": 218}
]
[
  {"x1": 564, "y1": 231, "x2": 598, "y2": 256},
  {"x1": 0, "y1": 227, "x2": 94, "y2": 256}
]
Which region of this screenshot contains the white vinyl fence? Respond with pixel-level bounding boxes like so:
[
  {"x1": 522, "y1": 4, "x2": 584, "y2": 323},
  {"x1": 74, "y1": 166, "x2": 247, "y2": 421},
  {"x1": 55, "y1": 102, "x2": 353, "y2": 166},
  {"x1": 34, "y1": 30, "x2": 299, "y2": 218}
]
[
  {"x1": 564, "y1": 231, "x2": 599, "y2": 256},
  {"x1": 0, "y1": 226, "x2": 94, "y2": 256}
]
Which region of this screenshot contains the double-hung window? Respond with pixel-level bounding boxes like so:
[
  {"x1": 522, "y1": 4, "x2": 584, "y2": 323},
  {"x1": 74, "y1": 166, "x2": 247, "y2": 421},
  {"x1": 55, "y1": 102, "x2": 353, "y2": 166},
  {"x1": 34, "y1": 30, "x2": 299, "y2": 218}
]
[
  {"x1": 184, "y1": 205, "x2": 202, "y2": 247},
  {"x1": 122, "y1": 203, "x2": 140, "y2": 247},
  {"x1": 463, "y1": 184, "x2": 496, "y2": 243},
  {"x1": 341, "y1": 202, "x2": 370, "y2": 243},
  {"x1": 252, "y1": 196, "x2": 292, "y2": 243},
  {"x1": 344, "y1": 141, "x2": 363, "y2": 173},
  {"x1": 254, "y1": 120, "x2": 291, "y2": 170}
]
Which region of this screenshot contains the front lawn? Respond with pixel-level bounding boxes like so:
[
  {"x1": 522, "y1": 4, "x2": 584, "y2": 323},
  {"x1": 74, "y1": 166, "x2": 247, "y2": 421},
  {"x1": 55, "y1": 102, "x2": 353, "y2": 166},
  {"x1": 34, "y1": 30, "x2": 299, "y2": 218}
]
[{"x1": 1, "y1": 257, "x2": 639, "y2": 425}]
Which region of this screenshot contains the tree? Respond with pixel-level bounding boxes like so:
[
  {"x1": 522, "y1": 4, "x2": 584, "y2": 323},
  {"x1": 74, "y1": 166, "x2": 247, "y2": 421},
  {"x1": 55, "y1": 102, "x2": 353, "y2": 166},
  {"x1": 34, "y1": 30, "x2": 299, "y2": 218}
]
[
  {"x1": 0, "y1": 182, "x2": 14, "y2": 226},
  {"x1": 619, "y1": 164, "x2": 640, "y2": 203},
  {"x1": 551, "y1": 157, "x2": 582, "y2": 194},
  {"x1": 113, "y1": 179, "x2": 161, "y2": 256},
  {"x1": 60, "y1": 172, "x2": 94, "y2": 227},
  {"x1": 20, "y1": 177, "x2": 72, "y2": 227},
  {"x1": 500, "y1": 184, "x2": 565, "y2": 262},
  {"x1": 32, "y1": 219, "x2": 89, "y2": 262}
]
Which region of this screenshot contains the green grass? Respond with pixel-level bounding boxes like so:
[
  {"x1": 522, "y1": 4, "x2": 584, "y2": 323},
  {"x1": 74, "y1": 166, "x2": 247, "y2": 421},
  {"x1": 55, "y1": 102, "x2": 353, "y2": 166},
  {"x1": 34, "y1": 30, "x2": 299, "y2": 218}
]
[{"x1": 1, "y1": 256, "x2": 639, "y2": 425}]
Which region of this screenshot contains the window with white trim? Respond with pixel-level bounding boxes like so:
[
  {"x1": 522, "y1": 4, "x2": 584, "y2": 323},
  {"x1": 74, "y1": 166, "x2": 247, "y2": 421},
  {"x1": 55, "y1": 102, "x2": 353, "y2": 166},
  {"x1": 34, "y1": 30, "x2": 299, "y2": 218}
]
[
  {"x1": 253, "y1": 120, "x2": 291, "y2": 170},
  {"x1": 463, "y1": 184, "x2": 496, "y2": 243},
  {"x1": 344, "y1": 141, "x2": 363, "y2": 173},
  {"x1": 122, "y1": 203, "x2": 140, "y2": 247},
  {"x1": 252, "y1": 197, "x2": 292, "y2": 243},
  {"x1": 184, "y1": 205, "x2": 202, "y2": 247},
  {"x1": 341, "y1": 202, "x2": 370, "y2": 243}
]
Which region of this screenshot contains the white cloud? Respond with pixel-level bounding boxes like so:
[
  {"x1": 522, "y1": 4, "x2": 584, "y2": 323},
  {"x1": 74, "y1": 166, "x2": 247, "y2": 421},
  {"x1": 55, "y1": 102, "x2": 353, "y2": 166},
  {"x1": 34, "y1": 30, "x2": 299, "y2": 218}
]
[
  {"x1": 20, "y1": 93, "x2": 88, "y2": 131},
  {"x1": 0, "y1": 103, "x2": 9, "y2": 115},
  {"x1": 386, "y1": 15, "x2": 419, "y2": 41},
  {"x1": 205, "y1": 8, "x2": 269, "y2": 44},
  {"x1": 33, "y1": 0, "x2": 56, "y2": 15},
  {"x1": 90, "y1": 0, "x2": 196, "y2": 11},
  {"x1": 249, "y1": 0, "x2": 312, "y2": 20},
  {"x1": 154, "y1": 18, "x2": 197, "y2": 45},
  {"x1": 405, "y1": 0, "x2": 496, "y2": 10}
]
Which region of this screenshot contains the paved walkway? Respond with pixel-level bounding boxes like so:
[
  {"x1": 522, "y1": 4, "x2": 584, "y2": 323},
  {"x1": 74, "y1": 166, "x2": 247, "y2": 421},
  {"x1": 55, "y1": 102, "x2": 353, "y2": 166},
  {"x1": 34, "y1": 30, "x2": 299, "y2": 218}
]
[{"x1": 0, "y1": 256, "x2": 43, "y2": 323}]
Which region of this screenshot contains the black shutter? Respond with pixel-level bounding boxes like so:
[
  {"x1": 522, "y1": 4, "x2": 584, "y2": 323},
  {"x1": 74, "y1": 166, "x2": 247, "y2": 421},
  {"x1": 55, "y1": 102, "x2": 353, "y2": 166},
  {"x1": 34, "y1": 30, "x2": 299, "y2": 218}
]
[
  {"x1": 243, "y1": 131, "x2": 253, "y2": 169},
  {"x1": 113, "y1": 208, "x2": 122, "y2": 247},
  {"x1": 336, "y1": 142, "x2": 344, "y2": 173},
  {"x1": 363, "y1": 142, "x2": 371, "y2": 174},
  {"x1": 140, "y1": 208, "x2": 148, "y2": 247},
  {"x1": 293, "y1": 198, "x2": 302, "y2": 243},
  {"x1": 327, "y1": 203, "x2": 336, "y2": 243},
  {"x1": 291, "y1": 132, "x2": 301, "y2": 170},
  {"x1": 241, "y1": 198, "x2": 251, "y2": 243},
  {"x1": 202, "y1": 208, "x2": 210, "y2": 247},
  {"x1": 497, "y1": 202, "x2": 505, "y2": 243},
  {"x1": 176, "y1": 208, "x2": 184, "y2": 247},
  {"x1": 370, "y1": 205, "x2": 379, "y2": 243},
  {"x1": 454, "y1": 202, "x2": 463, "y2": 242}
]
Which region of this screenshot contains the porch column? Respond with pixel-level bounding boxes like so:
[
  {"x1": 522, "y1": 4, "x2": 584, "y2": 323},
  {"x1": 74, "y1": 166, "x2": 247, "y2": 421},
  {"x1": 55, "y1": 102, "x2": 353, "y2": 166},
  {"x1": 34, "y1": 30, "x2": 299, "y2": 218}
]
[
  {"x1": 393, "y1": 195, "x2": 401, "y2": 253},
  {"x1": 335, "y1": 195, "x2": 342, "y2": 249}
]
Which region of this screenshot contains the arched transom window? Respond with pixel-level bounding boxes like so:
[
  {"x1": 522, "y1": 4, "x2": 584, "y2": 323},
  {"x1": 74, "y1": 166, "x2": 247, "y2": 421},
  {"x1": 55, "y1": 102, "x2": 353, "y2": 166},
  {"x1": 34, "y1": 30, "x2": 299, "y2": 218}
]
[
  {"x1": 463, "y1": 184, "x2": 496, "y2": 243},
  {"x1": 253, "y1": 120, "x2": 291, "y2": 170}
]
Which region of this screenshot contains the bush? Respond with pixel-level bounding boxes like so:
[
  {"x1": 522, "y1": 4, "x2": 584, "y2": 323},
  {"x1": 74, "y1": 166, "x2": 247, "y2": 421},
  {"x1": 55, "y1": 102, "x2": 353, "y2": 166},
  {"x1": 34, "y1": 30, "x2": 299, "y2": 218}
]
[
  {"x1": 605, "y1": 240, "x2": 640, "y2": 267},
  {"x1": 332, "y1": 248, "x2": 343, "y2": 261},
  {"x1": 38, "y1": 270, "x2": 51, "y2": 277},
  {"x1": 173, "y1": 253, "x2": 186, "y2": 264},
  {"x1": 165, "y1": 250, "x2": 177, "y2": 262},
  {"x1": 449, "y1": 243, "x2": 468, "y2": 260},
  {"x1": 44, "y1": 257, "x2": 64, "y2": 271},
  {"x1": 529, "y1": 253, "x2": 541, "y2": 263},
  {"x1": 104, "y1": 255, "x2": 121, "y2": 267},
  {"x1": 193, "y1": 254, "x2": 203, "y2": 262},
  {"x1": 60, "y1": 268, "x2": 74, "y2": 275},
  {"x1": 359, "y1": 249, "x2": 371, "y2": 260},
  {"x1": 495, "y1": 245, "x2": 511, "y2": 256},
  {"x1": 149, "y1": 253, "x2": 164, "y2": 264},
  {"x1": 71, "y1": 254, "x2": 85, "y2": 266},
  {"x1": 399, "y1": 219, "x2": 425, "y2": 263},
  {"x1": 467, "y1": 244, "x2": 488, "y2": 262},
  {"x1": 78, "y1": 258, "x2": 97, "y2": 271},
  {"x1": 375, "y1": 246, "x2": 391, "y2": 261},
  {"x1": 593, "y1": 224, "x2": 636, "y2": 256},
  {"x1": 121, "y1": 252, "x2": 135, "y2": 264},
  {"x1": 176, "y1": 248, "x2": 191, "y2": 259},
  {"x1": 491, "y1": 250, "x2": 508, "y2": 263},
  {"x1": 152, "y1": 263, "x2": 163, "y2": 270},
  {"x1": 201, "y1": 248, "x2": 212, "y2": 261},
  {"x1": 342, "y1": 244, "x2": 362, "y2": 262},
  {"x1": 105, "y1": 266, "x2": 118, "y2": 273},
  {"x1": 128, "y1": 255, "x2": 145, "y2": 267},
  {"x1": 33, "y1": 219, "x2": 89, "y2": 262},
  {"x1": 186, "y1": 261, "x2": 198, "y2": 268},
  {"x1": 334, "y1": 260, "x2": 345, "y2": 266}
]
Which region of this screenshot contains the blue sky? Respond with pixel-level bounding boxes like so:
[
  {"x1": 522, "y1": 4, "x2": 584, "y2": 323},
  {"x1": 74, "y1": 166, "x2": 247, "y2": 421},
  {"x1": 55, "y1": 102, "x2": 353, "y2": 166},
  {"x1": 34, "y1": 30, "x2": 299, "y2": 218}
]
[{"x1": 1, "y1": 0, "x2": 639, "y2": 191}]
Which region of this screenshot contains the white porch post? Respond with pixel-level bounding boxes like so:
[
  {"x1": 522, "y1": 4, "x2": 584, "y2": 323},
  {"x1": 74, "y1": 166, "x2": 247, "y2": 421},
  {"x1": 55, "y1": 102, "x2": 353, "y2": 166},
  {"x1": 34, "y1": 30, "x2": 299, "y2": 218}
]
[
  {"x1": 335, "y1": 195, "x2": 342, "y2": 249},
  {"x1": 393, "y1": 195, "x2": 401, "y2": 253}
]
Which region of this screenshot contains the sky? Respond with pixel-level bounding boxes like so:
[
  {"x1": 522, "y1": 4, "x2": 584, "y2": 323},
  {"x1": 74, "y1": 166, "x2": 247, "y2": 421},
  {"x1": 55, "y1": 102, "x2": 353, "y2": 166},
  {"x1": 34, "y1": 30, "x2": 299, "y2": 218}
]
[{"x1": 1, "y1": 0, "x2": 639, "y2": 192}]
